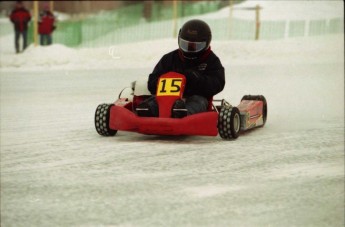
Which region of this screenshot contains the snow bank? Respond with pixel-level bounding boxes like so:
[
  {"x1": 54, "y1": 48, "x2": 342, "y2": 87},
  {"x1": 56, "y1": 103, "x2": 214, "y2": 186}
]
[
  {"x1": 54, "y1": 11, "x2": 71, "y2": 21},
  {"x1": 0, "y1": 35, "x2": 174, "y2": 71},
  {"x1": 0, "y1": 34, "x2": 343, "y2": 72},
  {"x1": 202, "y1": 0, "x2": 344, "y2": 20},
  {"x1": 0, "y1": 44, "x2": 78, "y2": 69}
]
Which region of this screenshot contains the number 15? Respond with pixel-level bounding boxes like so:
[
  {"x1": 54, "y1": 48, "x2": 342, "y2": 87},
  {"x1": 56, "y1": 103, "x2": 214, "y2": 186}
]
[{"x1": 157, "y1": 78, "x2": 182, "y2": 96}]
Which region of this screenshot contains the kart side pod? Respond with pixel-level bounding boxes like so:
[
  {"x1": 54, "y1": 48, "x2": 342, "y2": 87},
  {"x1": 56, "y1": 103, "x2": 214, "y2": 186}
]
[{"x1": 217, "y1": 95, "x2": 267, "y2": 139}]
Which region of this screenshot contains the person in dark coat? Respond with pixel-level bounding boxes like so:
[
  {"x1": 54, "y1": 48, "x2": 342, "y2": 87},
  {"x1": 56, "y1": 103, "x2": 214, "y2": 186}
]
[
  {"x1": 138, "y1": 19, "x2": 225, "y2": 118},
  {"x1": 10, "y1": 1, "x2": 31, "y2": 53},
  {"x1": 38, "y1": 5, "x2": 55, "y2": 46}
]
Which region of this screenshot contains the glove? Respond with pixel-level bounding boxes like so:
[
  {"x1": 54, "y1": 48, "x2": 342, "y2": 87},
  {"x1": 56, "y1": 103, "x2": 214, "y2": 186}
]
[{"x1": 184, "y1": 69, "x2": 200, "y2": 84}]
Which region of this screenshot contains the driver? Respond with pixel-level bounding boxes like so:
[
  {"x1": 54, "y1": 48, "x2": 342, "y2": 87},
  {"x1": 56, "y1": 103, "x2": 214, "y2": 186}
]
[{"x1": 138, "y1": 19, "x2": 225, "y2": 118}]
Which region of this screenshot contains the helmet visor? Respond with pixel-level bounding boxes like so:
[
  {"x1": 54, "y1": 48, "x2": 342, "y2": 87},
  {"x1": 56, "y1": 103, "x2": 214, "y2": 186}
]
[{"x1": 179, "y1": 38, "x2": 207, "y2": 53}]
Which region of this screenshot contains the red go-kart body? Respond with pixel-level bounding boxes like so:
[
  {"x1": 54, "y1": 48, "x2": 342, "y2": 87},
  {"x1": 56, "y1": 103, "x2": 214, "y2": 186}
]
[{"x1": 95, "y1": 72, "x2": 267, "y2": 139}]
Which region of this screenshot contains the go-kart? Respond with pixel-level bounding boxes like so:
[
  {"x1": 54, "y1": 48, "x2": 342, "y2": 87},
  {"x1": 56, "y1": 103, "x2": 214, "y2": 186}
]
[{"x1": 95, "y1": 71, "x2": 267, "y2": 139}]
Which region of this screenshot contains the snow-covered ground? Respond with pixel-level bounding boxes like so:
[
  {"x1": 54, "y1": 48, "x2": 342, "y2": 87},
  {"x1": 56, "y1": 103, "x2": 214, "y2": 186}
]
[
  {"x1": 1, "y1": 33, "x2": 344, "y2": 227},
  {"x1": 1, "y1": 1, "x2": 344, "y2": 226}
]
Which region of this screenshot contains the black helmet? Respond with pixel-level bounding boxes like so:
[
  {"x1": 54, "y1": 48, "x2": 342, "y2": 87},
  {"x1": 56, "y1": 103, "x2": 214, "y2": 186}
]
[{"x1": 178, "y1": 19, "x2": 212, "y2": 60}]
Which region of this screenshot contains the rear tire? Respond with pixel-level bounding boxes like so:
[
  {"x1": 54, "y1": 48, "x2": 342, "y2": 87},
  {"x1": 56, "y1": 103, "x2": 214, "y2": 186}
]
[
  {"x1": 218, "y1": 106, "x2": 241, "y2": 139},
  {"x1": 95, "y1": 104, "x2": 117, "y2": 136},
  {"x1": 241, "y1": 95, "x2": 267, "y2": 126}
]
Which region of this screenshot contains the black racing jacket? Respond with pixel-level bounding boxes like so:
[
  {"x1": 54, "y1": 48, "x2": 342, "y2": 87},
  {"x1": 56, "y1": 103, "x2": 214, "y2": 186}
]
[{"x1": 148, "y1": 48, "x2": 225, "y2": 99}]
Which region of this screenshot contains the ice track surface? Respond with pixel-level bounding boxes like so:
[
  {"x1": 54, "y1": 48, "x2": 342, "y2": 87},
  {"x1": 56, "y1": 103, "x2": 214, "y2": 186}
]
[
  {"x1": 1, "y1": 37, "x2": 344, "y2": 226},
  {"x1": 1, "y1": 64, "x2": 344, "y2": 226}
]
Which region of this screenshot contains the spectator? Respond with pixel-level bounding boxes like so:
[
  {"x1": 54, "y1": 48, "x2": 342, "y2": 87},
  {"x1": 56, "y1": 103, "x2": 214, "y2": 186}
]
[
  {"x1": 38, "y1": 4, "x2": 56, "y2": 46},
  {"x1": 10, "y1": 1, "x2": 31, "y2": 53}
]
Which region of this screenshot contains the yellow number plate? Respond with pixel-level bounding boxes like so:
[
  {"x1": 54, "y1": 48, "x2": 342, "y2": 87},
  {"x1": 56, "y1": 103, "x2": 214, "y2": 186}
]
[{"x1": 157, "y1": 78, "x2": 182, "y2": 96}]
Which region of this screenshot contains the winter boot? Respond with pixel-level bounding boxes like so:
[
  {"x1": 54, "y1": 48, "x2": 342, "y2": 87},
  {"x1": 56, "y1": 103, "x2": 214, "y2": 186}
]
[
  {"x1": 136, "y1": 97, "x2": 158, "y2": 117},
  {"x1": 172, "y1": 99, "x2": 188, "y2": 118}
]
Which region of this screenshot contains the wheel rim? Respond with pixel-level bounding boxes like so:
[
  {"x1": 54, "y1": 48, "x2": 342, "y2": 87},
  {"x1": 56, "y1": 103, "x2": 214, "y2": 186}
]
[{"x1": 233, "y1": 113, "x2": 240, "y2": 133}]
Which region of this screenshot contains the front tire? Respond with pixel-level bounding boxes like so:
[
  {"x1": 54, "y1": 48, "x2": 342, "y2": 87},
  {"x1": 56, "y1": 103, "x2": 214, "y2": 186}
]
[
  {"x1": 218, "y1": 106, "x2": 241, "y2": 139},
  {"x1": 95, "y1": 104, "x2": 117, "y2": 136}
]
